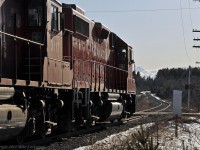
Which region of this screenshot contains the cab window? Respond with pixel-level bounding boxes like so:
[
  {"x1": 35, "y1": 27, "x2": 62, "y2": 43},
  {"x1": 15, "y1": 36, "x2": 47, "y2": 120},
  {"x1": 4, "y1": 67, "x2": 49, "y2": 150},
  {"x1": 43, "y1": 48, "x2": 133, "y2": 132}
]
[
  {"x1": 28, "y1": 0, "x2": 43, "y2": 26},
  {"x1": 51, "y1": 5, "x2": 59, "y2": 31},
  {"x1": 118, "y1": 48, "x2": 127, "y2": 61}
]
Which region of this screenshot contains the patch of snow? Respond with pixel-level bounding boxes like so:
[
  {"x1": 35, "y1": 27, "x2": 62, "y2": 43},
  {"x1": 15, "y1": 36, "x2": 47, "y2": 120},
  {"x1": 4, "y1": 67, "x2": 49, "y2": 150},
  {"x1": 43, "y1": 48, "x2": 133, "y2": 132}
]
[
  {"x1": 75, "y1": 118, "x2": 200, "y2": 150},
  {"x1": 159, "y1": 120, "x2": 200, "y2": 150},
  {"x1": 75, "y1": 123, "x2": 153, "y2": 150}
]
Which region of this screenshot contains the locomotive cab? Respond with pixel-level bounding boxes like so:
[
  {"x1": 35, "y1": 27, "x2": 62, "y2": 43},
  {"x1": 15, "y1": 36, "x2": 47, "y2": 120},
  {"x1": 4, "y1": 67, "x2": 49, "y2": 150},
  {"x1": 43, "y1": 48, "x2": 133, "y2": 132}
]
[{"x1": 0, "y1": 0, "x2": 46, "y2": 81}]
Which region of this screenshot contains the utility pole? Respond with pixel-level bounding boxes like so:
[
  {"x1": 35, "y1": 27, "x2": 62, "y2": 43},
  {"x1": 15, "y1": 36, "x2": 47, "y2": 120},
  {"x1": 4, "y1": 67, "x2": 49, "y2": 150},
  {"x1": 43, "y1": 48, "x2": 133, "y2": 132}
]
[
  {"x1": 188, "y1": 66, "x2": 191, "y2": 110},
  {"x1": 192, "y1": 29, "x2": 200, "y2": 111}
]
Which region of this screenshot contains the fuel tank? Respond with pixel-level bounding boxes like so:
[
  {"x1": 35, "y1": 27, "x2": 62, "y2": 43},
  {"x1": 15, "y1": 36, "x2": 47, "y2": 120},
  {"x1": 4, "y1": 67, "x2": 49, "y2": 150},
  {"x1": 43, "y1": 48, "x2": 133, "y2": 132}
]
[
  {"x1": 99, "y1": 101, "x2": 123, "y2": 121},
  {"x1": 0, "y1": 87, "x2": 15, "y2": 100},
  {"x1": 0, "y1": 104, "x2": 27, "y2": 141}
]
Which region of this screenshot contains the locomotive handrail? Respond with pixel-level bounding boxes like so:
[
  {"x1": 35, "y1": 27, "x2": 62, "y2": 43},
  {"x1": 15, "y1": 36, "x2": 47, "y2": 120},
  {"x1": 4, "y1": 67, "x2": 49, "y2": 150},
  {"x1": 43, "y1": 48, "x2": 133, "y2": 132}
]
[
  {"x1": 63, "y1": 57, "x2": 128, "y2": 72},
  {"x1": 0, "y1": 30, "x2": 44, "y2": 46},
  {"x1": 73, "y1": 58, "x2": 128, "y2": 72}
]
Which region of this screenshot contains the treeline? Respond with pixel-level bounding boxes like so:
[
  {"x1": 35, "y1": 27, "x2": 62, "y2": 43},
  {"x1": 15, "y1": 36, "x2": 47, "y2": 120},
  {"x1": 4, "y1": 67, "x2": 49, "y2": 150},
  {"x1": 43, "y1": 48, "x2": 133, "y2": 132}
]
[{"x1": 135, "y1": 67, "x2": 200, "y2": 104}]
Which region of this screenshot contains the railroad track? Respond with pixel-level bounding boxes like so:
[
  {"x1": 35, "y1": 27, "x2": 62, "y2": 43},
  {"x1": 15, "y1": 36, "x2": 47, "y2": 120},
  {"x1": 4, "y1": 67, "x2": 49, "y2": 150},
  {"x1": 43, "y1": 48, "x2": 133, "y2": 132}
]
[
  {"x1": 0, "y1": 93, "x2": 171, "y2": 148},
  {"x1": 145, "y1": 94, "x2": 171, "y2": 112},
  {"x1": 126, "y1": 93, "x2": 171, "y2": 123},
  {"x1": 23, "y1": 125, "x2": 106, "y2": 146},
  {"x1": 137, "y1": 93, "x2": 171, "y2": 113}
]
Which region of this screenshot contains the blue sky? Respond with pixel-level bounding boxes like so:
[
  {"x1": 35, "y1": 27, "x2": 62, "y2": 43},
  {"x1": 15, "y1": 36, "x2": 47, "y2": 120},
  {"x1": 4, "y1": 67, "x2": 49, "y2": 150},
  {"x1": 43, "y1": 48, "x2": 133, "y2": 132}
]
[{"x1": 61, "y1": 0, "x2": 200, "y2": 70}]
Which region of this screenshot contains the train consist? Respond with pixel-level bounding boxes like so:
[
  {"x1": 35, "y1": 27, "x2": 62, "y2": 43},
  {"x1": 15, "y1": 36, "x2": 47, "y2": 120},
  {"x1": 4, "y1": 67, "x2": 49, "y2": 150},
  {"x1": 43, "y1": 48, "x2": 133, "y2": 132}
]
[{"x1": 0, "y1": 0, "x2": 136, "y2": 142}]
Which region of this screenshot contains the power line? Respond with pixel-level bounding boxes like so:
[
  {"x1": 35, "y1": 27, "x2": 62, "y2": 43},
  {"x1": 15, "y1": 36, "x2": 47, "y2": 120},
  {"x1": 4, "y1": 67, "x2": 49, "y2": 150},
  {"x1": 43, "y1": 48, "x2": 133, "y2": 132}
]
[
  {"x1": 187, "y1": 0, "x2": 197, "y2": 63},
  {"x1": 180, "y1": 0, "x2": 192, "y2": 63},
  {"x1": 188, "y1": 0, "x2": 195, "y2": 39},
  {"x1": 86, "y1": 7, "x2": 200, "y2": 13}
]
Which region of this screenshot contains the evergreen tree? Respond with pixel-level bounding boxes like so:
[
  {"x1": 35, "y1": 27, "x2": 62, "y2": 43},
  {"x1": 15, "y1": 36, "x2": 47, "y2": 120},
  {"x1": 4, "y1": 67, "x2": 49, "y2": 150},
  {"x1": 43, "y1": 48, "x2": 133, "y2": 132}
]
[{"x1": 135, "y1": 67, "x2": 200, "y2": 107}]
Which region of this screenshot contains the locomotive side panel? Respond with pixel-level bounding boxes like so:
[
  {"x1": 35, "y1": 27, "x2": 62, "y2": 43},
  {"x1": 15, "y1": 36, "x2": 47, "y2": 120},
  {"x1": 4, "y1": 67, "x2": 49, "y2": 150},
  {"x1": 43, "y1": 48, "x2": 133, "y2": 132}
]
[
  {"x1": 108, "y1": 32, "x2": 131, "y2": 91},
  {"x1": 115, "y1": 38, "x2": 128, "y2": 91},
  {"x1": 91, "y1": 22, "x2": 110, "y2": 91},
  {"x1": 46, "y1": 0, "x2": 63, "y2": 60},
  {"x1": 90, "y1": 23, "x2": 96, "y2": 90},
  {"x1": 107, "y1": 33, "x2": 117, "y2": 90},
  {"x1": 127, "y1": 46, "x2": 136, "y2": 92},
  {"x1": 71, "y1": 9, "x2": 90, "y2": 88},
  {"x1": 43, "y1": 0, "x2": 74, "y2": 85},
  {"x1": 62, "y1": 61, "x2": 73, "y2": 86},
  {"x1": 105, "y1": 46, "x2": 114, "y2": 89},
  {"x1": 43, "y1": 57, "x2": 62, "y2": 84},
  {"x1": 91, "y1": 23, "x2": 98, "y2": 91},
  {"x1": 43, "y1": 57, "x2": 72, "y2": 86}
]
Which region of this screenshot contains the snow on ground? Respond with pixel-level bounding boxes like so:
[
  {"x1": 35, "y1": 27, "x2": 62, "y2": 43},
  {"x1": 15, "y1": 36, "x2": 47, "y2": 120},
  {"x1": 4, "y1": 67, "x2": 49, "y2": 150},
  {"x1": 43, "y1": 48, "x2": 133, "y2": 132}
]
[
  {"x1": 75, "y1": 118, "x2": 200, "y2": 150},
  {"x1": 75, "y1": 123, "x2": 154, "y2": 150},
  {"x1": 159, "y1": 119, "x2": 200, "y2": 150}
]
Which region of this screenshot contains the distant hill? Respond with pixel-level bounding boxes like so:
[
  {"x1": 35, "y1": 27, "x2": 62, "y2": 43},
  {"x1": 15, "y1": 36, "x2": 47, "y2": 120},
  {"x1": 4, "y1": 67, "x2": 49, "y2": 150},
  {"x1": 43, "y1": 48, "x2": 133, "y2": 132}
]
[{"x1": 136, "y1": 66, "x2": 157, "y2": 79}]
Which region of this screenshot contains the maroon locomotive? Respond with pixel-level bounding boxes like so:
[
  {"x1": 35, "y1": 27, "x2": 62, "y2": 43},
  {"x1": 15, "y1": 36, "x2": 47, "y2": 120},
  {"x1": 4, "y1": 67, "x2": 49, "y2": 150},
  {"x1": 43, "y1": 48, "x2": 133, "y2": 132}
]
[{"x1": 0, "y1": 0, "x2": 136, "y2": 142}]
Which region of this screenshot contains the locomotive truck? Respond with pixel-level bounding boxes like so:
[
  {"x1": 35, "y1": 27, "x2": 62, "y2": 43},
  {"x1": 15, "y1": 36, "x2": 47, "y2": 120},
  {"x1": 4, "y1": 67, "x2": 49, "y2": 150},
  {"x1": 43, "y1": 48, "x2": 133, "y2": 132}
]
[{"x1": 0, "y1": 0, "x2": 136, "y2": 142}]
